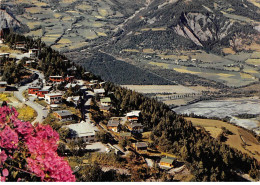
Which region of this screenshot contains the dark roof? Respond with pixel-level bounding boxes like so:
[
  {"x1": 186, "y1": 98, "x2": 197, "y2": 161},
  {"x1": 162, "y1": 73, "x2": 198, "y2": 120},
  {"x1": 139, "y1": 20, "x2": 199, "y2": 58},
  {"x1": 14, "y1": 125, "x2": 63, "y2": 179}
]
[
  {"x1": 120, "y1": 132, "x2": 131, "y2": 137},
  {"x1": 160, "y1": 157, "x2": 176, "y2": 164},
  {"x1": 135, "y1": 142, "x2": 148, "y2": 148},
  {"x1": 54, "y1": 110, "x2": 73, "y2": 117},
  {"x1": 128, "y1": 122, "x2": 143, "y2": 129},
  {"x1": 28, "y1": 86, "x2": 41, "y2": 89},
  {"x1": 107, "y1": 119, "x2": 120, "y2": 127}
]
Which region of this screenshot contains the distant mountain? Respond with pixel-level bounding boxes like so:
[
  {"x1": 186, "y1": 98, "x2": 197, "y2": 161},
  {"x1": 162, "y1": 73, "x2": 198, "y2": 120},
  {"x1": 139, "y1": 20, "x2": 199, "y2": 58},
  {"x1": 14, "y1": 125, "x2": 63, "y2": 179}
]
[
  {"x1": 0, "y1": 9, "x2": 21, "y2": 30},
  {"x1": 108, "y1": 0, "x2": 260, "y2": 53}
]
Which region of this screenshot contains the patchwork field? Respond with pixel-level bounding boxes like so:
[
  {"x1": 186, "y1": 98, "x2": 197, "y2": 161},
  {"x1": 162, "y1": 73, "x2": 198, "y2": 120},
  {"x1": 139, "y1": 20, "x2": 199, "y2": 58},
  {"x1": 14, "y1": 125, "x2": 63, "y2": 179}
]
[
  {"x1": 186, "y1": 117, "x2": 260, "y2": 162},
  {"x1": 4, "y1": 0, "x2": 133, "y2": 50},
  {"x1": 121, "y1": 85, "x2": 198, "y2": 94}
]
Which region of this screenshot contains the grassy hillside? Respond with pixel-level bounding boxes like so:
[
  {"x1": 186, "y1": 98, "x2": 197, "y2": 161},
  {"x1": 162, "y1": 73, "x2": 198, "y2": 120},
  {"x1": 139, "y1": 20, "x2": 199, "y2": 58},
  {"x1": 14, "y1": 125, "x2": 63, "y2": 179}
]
[{"x1": 186, "y1": 117, "x2": 260, "y2": 162}]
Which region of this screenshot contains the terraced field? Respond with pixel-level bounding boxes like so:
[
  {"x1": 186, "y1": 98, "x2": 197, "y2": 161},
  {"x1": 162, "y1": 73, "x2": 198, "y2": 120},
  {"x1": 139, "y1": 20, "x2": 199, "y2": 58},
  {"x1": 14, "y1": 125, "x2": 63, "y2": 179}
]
[
  {"x1": 4, "y1": 0, "x2": 145, "y2": 51},
  {"x1": 123, "y1": 49, "x2": 260, "y2": 87}
]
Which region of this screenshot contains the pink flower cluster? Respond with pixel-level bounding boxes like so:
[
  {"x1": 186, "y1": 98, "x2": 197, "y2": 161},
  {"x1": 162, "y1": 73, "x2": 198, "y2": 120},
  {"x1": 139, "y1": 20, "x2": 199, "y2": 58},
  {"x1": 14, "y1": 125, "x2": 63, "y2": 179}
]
[
  {"x1": 26, "y1": 124, "x2": 75, "y2": 182},
  {"x1": 0, "y1": 106, "x2": 75, "y2": 182},
  {"x1": 0, "y1": 125, "x2": 18, "y2": 149}
]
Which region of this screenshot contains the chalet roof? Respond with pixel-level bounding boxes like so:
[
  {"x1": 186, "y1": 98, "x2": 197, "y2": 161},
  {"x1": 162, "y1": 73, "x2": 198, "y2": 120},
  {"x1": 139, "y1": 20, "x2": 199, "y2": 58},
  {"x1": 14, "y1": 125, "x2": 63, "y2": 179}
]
[
  {"x1": 160, "y1": 157, "x2": 176, "y2": 164},
  {"x1": 107, "y1": 119, "x2": 120, "y2": 127},
  {"x1": 0, "y1": 81, "x2": 7, "y2": 85},
  {"x1": 54, "y1": 110, "x2": 73, "y2": 117},
  {"x1": 100, "y1": 97, "x2": 111, "y2": 103},
  {"x1": 126, "y1": 110, "x2": 141, "y2": 117},
  {"x1": 135, "y1": 142, "x2": 148, "y2": 148},
  {"x1": 65, "y1": 121, "x2": 97, "y2": 137},
  {"x1": 94, "y1": 88, "x2": 105, "y2": 94},
  {"x1": 45, "y1": 93, "x2": 62, "y2": 97},
  {"x1": 120, "y1": 132, "x2": 131, "y2": 137},
  {"x1": 28, "y1": 86, "x2": 41, "y2": 89},
  {"x1": 49, "y1": 75, "x2": 63, "y2": 78}
]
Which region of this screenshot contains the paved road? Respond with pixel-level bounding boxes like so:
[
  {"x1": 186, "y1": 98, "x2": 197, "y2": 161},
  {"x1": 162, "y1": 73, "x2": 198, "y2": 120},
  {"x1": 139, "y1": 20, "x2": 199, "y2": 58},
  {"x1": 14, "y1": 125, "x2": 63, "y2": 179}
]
[{"x1": 14, "y1": 69, "x2": 48, "y2": 125}]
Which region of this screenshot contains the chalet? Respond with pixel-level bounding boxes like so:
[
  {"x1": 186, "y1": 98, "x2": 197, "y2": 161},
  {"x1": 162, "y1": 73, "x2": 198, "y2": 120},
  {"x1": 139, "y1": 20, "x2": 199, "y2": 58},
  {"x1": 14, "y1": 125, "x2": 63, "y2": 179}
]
[
  {"x1": 45, "y1": 93, "x2": 62, "y2": 104},
  {"x1": 94, "y1": 88, "x2": 105, "y2": 97},
  {"x1": 15, "y1": 42, "x2": 26, "y2": 50},
  {"x1": 127, "y1": 122, "x2": 143, "y2": 133},
  {"x1": 37, "y1": 89, "x2": 49, "y2": 98},
  {"x1": 100, "y1": 97, "x2": 111, "y2": 107},
  {"x1": 64, "y1": 121, "x2": 97, "y2": 143},
  {"x1": 0, "y1": 81, "x2": 7, "y2": 92},
  {"x1": 29, "y1": 49, "x2": 39, "y2": 58},
  {"x1": 119, "y1": 132, "x2": 131, "y2": 139},
  {"x1": 49, "y1": 76, "x2": 64, "y2": 83},
  {"x1": 107, "y1": 119, "x2": 120, "y2": 132},
  {"x1": 159, "y1": 157, "x2": 176, "y2": 169},
  {"x1": 28, "y1": 86, "x2": 41, "y2": 95},
  {"x1": 126, "y1": 110, "x2": 141, "y2": 122},
  {"x1": 0, "y1": 53, "x2": 10, "y2": 59},
  {"x1": 133, "y1": 142, "x2": 148, "y2": 151},
  {"x1": 54, "y1": 110, "x2": 74, "y2": 121},
  {"x1": 36, "y1": 86, "x2": 51, "y2": 98}
]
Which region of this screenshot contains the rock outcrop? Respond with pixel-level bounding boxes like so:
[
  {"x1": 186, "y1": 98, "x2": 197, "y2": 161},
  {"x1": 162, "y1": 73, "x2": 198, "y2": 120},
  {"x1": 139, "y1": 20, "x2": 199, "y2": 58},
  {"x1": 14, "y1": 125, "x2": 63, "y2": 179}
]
[{"x1": 0, "y1": 9, "x2": 21, "y2": 30}]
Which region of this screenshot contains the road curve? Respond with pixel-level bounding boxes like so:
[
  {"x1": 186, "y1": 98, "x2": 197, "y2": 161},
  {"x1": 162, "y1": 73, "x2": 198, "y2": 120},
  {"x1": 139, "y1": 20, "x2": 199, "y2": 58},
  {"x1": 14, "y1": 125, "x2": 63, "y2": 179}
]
[{"x1": 14, "y1": 69, "x2": 48, "y2": 125}]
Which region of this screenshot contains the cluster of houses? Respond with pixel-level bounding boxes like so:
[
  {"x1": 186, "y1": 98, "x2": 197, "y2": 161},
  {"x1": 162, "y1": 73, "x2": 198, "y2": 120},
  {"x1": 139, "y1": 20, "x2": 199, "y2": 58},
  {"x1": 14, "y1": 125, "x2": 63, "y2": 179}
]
[{"x1": 26, "y1": 75, "x2": 107, "y2": 145}]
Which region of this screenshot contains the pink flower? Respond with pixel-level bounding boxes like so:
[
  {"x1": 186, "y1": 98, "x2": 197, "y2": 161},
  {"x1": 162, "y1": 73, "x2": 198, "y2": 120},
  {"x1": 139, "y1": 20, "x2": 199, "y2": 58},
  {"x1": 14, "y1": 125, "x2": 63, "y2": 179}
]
[
  {"x1": 0, "y1": 176, "x2": 6, "y2": 182},
  {"x1": 13, "y1": 120, "x2": 33, "y2": 139},
  {"x1": 0, "y1": 150, "x2": 7, "y2": 165},
  {"x1": 0, "y1": 107, "x2": 76, "y2": 182},
  {"x1": 0, "y1": 125, "x2": 18, "y2": 149},
  {"x1": 2, "y1": 169, "x2": 9, "y2": 177}
]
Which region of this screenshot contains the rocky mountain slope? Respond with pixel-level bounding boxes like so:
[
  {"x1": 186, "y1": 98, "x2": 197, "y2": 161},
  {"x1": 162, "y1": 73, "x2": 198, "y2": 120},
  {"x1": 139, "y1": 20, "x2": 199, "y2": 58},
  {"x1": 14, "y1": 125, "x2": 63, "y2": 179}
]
[
  {"x1": 0, "y1": 9, "x2": 21, "y2": 30},
  {"x1": 108, "y1": 0, "x2": 260, "y2": 53}
]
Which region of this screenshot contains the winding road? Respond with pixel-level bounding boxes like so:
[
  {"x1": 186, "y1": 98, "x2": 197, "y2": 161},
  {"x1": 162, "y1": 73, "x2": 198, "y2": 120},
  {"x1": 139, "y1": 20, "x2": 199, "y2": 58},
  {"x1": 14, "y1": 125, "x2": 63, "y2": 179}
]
[{"x1": 14, "y1": 69, "x2": 48, "y2": 125}]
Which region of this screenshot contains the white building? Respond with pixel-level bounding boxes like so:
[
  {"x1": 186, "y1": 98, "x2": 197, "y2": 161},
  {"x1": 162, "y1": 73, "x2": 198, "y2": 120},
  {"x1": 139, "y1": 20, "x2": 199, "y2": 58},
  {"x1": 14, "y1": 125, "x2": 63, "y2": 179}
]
[
  {"x1": 65, "y1": 121, "x2": 98, "y2": 143},
  {"x1": 94, "y1": 88, "x2": 105, "y2": 96},
  {"x1": 45, "y1": 93, "x2": 63, "y2": 104}
]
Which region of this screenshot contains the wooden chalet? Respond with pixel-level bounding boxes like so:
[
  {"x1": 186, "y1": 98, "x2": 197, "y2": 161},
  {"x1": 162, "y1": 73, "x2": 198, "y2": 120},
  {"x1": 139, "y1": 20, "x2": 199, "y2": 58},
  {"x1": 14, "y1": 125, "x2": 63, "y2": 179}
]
[
  {"x1": 107, "y1": 119, "x2": 120, "y2": 132},
  {"x1": 127, "y1": 122, "x2": 143, "y2": 133},
  {"x1": 28, "y1": 86, "x2": 41, "y2": 95},
  {"x1": 54, "y1": 110, "x2": 74, "y2": 122},
  {"x1": 133, "y1": 142, "x2": 148, "y2": 151},
  {"x1": 159, "y1": 157, "x2": 176, "y2": 169},
  {"x1": 126, "y1": 110, "x2": 141, "y2": 122}
]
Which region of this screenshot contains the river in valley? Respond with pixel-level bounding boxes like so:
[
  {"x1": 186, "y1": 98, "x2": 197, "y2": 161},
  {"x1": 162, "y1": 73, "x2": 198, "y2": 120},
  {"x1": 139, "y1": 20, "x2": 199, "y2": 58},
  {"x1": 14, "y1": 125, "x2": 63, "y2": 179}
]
[{"x1": 173, "y1": 97, "x2": 260, "y2": 132}]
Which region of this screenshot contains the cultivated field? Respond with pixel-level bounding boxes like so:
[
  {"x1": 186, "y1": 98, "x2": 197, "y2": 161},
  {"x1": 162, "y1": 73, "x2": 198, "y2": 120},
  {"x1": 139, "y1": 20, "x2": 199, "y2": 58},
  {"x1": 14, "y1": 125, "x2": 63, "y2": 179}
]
[
  {"x1": 121, "y1": 85, "x2": 198, "y2": 94},
  {"x1": 186, "y1": 117, "x2": 260, "y2": 162}
]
